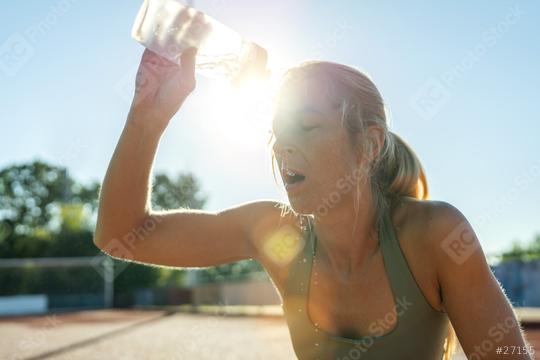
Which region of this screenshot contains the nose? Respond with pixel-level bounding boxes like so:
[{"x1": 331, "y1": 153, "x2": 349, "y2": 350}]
[{"x1": 272, "y1": 140, "x2": 296, "y2": 158}]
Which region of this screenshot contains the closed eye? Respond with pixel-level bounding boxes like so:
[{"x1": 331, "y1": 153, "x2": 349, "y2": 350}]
[
  {"x1": 300, "y1": 116, "x2": 320, "y2": 132},
  {"x1": 272, "y1": 107, "x2": 323, "y2": 136},
  {"x1": 301, "y1": 124, "x2": 318, "y2": 132}
]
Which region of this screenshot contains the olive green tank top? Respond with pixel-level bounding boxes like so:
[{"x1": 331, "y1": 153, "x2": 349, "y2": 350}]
[{"x1": 282, "y1": 211, "x2": 450, "y2": 359}]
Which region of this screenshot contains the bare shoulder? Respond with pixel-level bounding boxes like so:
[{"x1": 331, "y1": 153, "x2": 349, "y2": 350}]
[
  {"x1": 391, "y1": 197, "x2": 474, "y2": 312},
  {"x1": 239, "y1": 199, "x2": 306, "y2": 296},
  {"x1": 413, "y1": 199, "x2": 487, "y2": 272},
  {"x1": 392, "y1": 197, "x2": 469, "y2": 244},
  {"x1": 393, "y1": 197, "x2": 476, "y2": 263},
  {"x1": 239, "y1": 199, "x2": 302, "y2": 247}
]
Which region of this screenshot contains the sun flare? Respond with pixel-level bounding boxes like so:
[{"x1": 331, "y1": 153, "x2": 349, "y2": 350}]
[{"x1": 204, "y1": 70, "x2": 284, "y2": 147}]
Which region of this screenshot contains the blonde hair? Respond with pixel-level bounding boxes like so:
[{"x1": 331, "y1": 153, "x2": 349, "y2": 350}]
[{"x1": 268, "y1": 60, "x2": 456, "y2": 360}]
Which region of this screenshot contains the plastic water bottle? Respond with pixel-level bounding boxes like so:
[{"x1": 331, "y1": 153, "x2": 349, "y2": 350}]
[{"x1": 131, "y1": 0, "x2": 269, "y2": 86}]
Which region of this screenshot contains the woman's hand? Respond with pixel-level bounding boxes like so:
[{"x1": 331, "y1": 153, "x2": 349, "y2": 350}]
[{"x1": 127, "y1": 47, "x2": 198, "y2": 133}]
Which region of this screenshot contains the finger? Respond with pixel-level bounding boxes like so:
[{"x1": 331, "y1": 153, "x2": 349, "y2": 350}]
[
  {"x1": 185, "y1": 11, "x2": 213, "y2": 45},
  {"x1": 180, "y1": 47, "x2": 198, "y2": 74},
  {"x1": 171, "y1": 7, "x2": 191, "y2": 30},
  {"x1": 169, "y1": 7, "x2": 191, "y2": 43}
]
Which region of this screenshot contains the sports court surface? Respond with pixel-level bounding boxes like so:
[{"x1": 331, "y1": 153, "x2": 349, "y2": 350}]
[{"x1": 1, "y1": 308, "x2": 538, "y2": 359}]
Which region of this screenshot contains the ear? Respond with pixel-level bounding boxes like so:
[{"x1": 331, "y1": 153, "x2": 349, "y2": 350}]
[
  {"x1": 356, "y1": 125, "x2": 384, "y2": 166},
  {"x1": 368, "y1": 125, "x2": 385, "y2": 162}
]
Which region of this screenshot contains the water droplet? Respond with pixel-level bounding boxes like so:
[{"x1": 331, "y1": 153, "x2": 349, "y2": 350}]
[
  {"x1": 315, "y1": 342, "x2": 320, "y2": 346},
  {"x1": 315, "y1": 328, "x2": 319, "y2": 332},
  {"x1": 314, "y1": 322, "x2": 319, "y2": 327},
  {"x1": 302, "y1": 257, "x2": 307, "y2": 263},
  {"x1": 298, "y1": 308, "x2": 302, "y2": 312}
]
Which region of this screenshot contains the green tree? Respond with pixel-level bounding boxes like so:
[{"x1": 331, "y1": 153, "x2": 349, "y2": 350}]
[
  {"x1": 0, "y1": 159, "x2": 266, "y2": 298},
  {"x1": 151, "y1": 172, "x2": 207, "y2": 211},
  {"x1": 196, "y1": 259, "x2": 265, "y2": 284},
  {"x1": 500, "y1": 234, "x2": 540, "y2": 263},
  {"x1": 0, "y1": 159, "x2": 99, "y2": 258}
]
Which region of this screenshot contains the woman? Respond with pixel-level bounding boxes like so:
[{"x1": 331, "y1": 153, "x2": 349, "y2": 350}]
[{"x1": 94, "y1": 48, "x2": 532, "y2": 359}]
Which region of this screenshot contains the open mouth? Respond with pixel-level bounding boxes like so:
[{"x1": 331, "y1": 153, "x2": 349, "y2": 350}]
[{"x1": 283, "y1": 168, "x2": 306, "y2": 186}]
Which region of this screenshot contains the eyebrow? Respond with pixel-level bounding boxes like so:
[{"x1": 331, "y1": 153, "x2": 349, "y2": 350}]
[
  {"x1": 300, "y1": 105, "x2": 323, "y2": 114},
  {"x1": 298, "y1": 106, "x2": 325, "y2": 115},
  {"x1": 272, "y1": 105, "x2": 326, "y2": 129}
]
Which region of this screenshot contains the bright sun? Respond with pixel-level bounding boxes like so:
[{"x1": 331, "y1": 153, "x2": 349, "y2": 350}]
[{"x1": 205, "y1": 71, "x2": 282, "y2": 148}]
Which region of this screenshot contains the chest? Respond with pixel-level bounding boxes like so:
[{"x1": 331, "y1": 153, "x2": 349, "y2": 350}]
[
  {"x1": 279, "y1": 232, "x2": 443, "y2": 339},
  {"x1": 305, "y1": 251, "x2": 399, "y2": 338}
]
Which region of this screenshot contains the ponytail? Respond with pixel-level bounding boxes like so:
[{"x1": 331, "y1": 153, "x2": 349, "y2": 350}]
[{"x1": 375, "y1": 131, "x2": 428, "y2": 201}]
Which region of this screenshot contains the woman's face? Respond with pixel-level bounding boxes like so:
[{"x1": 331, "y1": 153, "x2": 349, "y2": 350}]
[{"x1": 272, "y1": 75, "x2": 363, "y2": 216}]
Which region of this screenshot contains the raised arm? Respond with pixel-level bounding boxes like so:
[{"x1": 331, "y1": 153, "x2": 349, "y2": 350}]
[{"x1": 93, "y1": 48, "x2": 273, "y2": 268}]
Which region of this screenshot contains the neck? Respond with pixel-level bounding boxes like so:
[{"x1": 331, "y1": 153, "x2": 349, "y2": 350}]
[{"x1": 311, "y1": 187, "x2": 381, "y2": 282}]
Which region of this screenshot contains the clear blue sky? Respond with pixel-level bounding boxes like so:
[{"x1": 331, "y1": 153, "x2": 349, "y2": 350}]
[{"x1": 1, "y1": 0, "x2": 539, "y2": 256}]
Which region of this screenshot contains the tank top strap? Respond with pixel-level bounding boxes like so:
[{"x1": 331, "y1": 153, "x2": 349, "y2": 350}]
[
  {"x1": 378, "y1": 209, "x2": 428, "y2": 312},
  {"x1": 283, "y1": 216, "x2": 314, "y2": 298}
]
